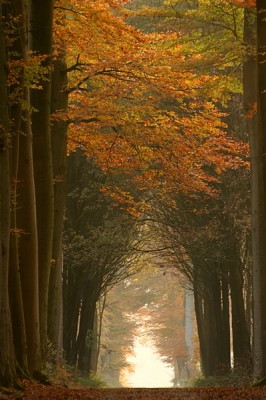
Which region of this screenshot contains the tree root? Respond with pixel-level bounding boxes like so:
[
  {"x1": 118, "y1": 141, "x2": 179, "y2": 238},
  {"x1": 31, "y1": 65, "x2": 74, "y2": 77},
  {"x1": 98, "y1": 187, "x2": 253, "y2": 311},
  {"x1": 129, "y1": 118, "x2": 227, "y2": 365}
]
[{"x1": 32, "y1": 370, "x2": 52, "y2": 385}]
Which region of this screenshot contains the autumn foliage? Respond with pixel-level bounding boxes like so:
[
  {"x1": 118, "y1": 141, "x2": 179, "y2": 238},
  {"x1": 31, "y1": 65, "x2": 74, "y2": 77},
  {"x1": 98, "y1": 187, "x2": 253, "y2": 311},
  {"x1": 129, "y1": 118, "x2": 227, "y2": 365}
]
[
  {"x1": 234, "y1": 0, "x2": 255, "y2": 7},
  {"x1": 53, "y1": 0, "x2": 249, "y2": 203}
]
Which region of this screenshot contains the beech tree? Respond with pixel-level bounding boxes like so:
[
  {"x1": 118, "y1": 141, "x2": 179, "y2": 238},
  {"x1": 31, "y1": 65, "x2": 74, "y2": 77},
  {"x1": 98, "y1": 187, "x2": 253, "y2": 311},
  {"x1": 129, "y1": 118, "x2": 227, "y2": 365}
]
[
  {"x1": 63, "y1": 150, "x2": 143, "y2": 372},
  {"x1": 121, "y1": 0, "x2": 251, "y2": 378},
  {"x1": 0, "y1": 0, "x2": 16, "y2": 386},
  {"x1": 235, "y1": 0, "x2": 266, "y2": 379},
  {"x1": 252, "y1": 0, "x2": 266, "y2": 379},
  {"x1": 48, "y1": 48, "x2": 68, "y2": 361},
  {"x1": 0, "y1": 0, "x2": 54, "y2": 382},
  {"x1": 145, "y1": 172, "x2": 251, "y2": 378},
  {"x1": 30, "y1": 0, "x2": 55, "y2": 363}
]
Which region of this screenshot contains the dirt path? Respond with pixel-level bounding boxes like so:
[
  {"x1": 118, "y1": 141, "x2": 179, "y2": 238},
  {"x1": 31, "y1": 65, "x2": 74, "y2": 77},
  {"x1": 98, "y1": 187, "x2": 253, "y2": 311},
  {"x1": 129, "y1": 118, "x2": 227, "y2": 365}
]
[{"x1": 3, "y1": 380, "x2": 266, "y2": 399}]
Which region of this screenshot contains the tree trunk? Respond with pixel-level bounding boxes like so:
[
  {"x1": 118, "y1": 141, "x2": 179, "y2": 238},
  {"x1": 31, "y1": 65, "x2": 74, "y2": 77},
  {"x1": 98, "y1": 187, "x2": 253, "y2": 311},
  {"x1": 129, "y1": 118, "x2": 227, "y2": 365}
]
[
  {"x1": 90, "y1": 308, "x2": 99, "y2": 374},
  {"x1": 8, "y1": 0, "x2": 30, "y2": 375},
  {"x1": 255, "y1": 0, "x2": 266, "y2": 378},
  {"x1": 0, "y1": 1, "x2": 16, "y2": 384},
  {"x1": 245, "y1": 2, "x2": 266, "y2": 379},
  {"x1": 30, "y1": 0, "x2": 55, "y2": 362},
  {"x1": 221, "y1": 272, "x2": 231, "y2": 372},
  {"x1": 212, "y1": 273, "x2": 230, "y2": 375},
  {"x1": 48, "y1": 56, "x2": 68, "y2": 360},
  {"x1": 63, "y1": 266, "x2": 82, "y2": 365},
  {"x1": 193, "y1": 279, "x2": 217, "y2": 377},
  {"x1": 77, "y1": 285, "x2": 98, "y2": 372},
  {"x1": 194, "y1": 267, "x2": 230, "y2": 378},
  {"x1": 95, "y1": 294, "x2": 107, "y2": 374},
  {"x1": 17, "y1": 89, "x2": 42, "y2": 375},
  {"x1": 229, "y1": 255, "x2": 251, "y2": 370}
]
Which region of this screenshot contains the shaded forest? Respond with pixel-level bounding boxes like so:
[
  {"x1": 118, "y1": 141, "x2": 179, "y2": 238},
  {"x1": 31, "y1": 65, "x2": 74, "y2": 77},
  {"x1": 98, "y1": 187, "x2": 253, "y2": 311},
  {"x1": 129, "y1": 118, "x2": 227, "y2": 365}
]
[{"x1": 0, "y1": 0, "x2": 266, "y2": 392}]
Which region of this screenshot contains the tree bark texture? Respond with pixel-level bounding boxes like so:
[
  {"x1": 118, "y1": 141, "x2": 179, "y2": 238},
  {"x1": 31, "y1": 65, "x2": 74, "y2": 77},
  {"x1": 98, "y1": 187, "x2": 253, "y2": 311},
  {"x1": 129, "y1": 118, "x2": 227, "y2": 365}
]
[
  {"x1": 229, "y1": 254, "x2": 251, "y2": 368},
  {"x1": 193, "y1": 279, "x2": 219, "y2": 378},
  {"x1": 256, "y1": 0, "x2": 266, "y2": 377},
  {"x1": 77, "y1": 285, "x2": 98, "y2": 372},
  {"x1": 8, "y1": 0, "x2": 30, "y2": 375},
  {"x1": 0, "y1": 1, "x2": 16, "y2": 385},
  {"x1": 246, "y1": 2, "x2": 266, "y2": 378},
  {"x1": 30, "y1": 0, "x2": 55, "y2": 361},
  {"x1": 48, "y1": 56, "x2": 68, "y2": 360},
  {"x1": 17, "y1": 91, "x2": 42, "y2": 375},
  {"x1": 193, "y1": 262, "x2": 231, "y2": 377}
]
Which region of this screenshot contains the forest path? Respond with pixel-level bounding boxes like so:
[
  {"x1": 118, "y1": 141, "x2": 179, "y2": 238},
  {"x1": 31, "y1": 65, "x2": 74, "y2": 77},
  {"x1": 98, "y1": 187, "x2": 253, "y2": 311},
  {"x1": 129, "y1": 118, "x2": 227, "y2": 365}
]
[{"x1": 3, "y1": 381, "x2": 266, "y2": 400}]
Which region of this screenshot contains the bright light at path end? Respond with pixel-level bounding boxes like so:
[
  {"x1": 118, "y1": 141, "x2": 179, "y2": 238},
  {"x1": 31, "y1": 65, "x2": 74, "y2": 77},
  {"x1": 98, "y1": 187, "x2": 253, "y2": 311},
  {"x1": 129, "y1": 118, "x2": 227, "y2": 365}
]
[{"x1": 121, "y1": 338, "x2": 174, "y2": 388}]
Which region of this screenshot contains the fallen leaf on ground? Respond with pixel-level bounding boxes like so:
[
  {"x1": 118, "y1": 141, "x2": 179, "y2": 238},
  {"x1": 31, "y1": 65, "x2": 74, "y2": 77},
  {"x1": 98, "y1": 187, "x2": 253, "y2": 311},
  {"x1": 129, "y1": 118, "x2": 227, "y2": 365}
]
[{"x1": 3, "y1": 380, "x2": 266, "y2": 400}]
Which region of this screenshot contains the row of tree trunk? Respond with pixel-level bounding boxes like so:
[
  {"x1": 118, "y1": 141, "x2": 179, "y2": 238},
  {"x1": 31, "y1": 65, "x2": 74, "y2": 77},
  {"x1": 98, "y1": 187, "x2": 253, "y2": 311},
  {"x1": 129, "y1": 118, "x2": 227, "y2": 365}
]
[{"x1": 0, "y1": 0, "x2": 68, "y2": 384}]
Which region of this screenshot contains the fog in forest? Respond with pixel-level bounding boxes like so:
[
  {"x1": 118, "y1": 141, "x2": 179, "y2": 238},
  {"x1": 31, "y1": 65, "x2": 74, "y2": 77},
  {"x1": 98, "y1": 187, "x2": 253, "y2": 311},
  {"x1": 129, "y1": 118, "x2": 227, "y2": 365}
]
[
  {"x1": 98, "y1": 268, "x2": 195, "y2": 388},
  {"x1": 121, "y1": 336, "x2": 174, "y2": 388}
]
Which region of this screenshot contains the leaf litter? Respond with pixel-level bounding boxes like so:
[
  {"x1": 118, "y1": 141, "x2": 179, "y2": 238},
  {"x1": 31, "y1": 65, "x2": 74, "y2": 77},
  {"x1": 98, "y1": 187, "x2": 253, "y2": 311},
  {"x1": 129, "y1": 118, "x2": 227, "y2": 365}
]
[{"x1": 2, "y1": 380, "x2": 266, "y2": 400}]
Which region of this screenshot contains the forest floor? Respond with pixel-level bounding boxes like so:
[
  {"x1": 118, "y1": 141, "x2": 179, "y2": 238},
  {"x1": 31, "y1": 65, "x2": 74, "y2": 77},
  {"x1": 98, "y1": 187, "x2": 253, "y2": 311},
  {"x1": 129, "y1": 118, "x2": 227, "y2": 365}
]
[{"x1": 2, "y1": 380, "x2": 266, "y2": 400}]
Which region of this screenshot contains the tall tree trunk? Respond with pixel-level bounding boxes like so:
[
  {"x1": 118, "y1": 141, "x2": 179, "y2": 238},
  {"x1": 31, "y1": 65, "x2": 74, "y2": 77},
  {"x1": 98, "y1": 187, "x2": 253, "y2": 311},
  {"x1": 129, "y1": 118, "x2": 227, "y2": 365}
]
[
  {"x1": 48, "y1": 56, "x2": 68, "y2": 360},
  {"x1": 8, "y1": 0, "x2": 29, "y2": 375},
  {"x1": 193, "y1": 279, "x2": 216, "y2": 378},
  {"x1": 77, "y1": 286, "x2": 98, "y2": 372},
  {"x1": 245, "y1": 3, "x2": 266, "y2": 379},
  {"x1": 17, "y1": 89, "x2": 42, "y2": 375},
  {"x1": 221, "y1": 272, "x2": 231, "y2": 372},
  {"x1": 229, "y1": 254, "x2": 251, "y2": 369},
  {"x1": 212, "y1": 273, "x2": 230, "y2": 375},
  {"x1": 255, "y1": 0, "x2": 266, "y2": 378},
  {"x1": 90, "y1": 308, "x2": 99, "y2": 374},
  {"x1": 95, "y1": 294, "x2": 107, "y2": 373},
  {"x1": 63, "y1": 266, "x2": 82, "y2": 365},
  {"x1": 0, "y1": 1, "x2": 16, "y2": 385},
  {"x1": 185, "y1": 287, "x2": 195, "y2": 377},
  {"x1": 30, "y1": 0, "x2": 55, "y2": 362}
]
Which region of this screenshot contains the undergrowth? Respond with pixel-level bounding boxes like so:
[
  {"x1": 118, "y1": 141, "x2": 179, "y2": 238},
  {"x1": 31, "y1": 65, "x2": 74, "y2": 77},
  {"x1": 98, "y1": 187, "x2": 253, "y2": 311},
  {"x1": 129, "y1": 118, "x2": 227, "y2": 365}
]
[
  {"x1": 191, "y1": 370, "x2": 252, "y2": 388},
  {"x1": 46, "y1": 361, "x2": 108, "y2": 388},
  {"x1": 45, "y1": 341, "x2": 108, "y2": 388}
]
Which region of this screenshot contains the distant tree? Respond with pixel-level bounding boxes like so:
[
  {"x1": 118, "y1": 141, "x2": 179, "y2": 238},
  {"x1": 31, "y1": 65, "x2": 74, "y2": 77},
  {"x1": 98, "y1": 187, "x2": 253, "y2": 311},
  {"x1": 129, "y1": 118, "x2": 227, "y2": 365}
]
[
  {"x1": 63, "y1": 150, "x2": 142, "y2": 372},
  {"x1": 99, "y1": 286, "x2": 138, "y2": 386},
  {"x1": 145, "y1": 160, "x2": 251, "y2": 377},
  {"x1": 100, "y1": 266, "x2": 195, "y2": 387}
]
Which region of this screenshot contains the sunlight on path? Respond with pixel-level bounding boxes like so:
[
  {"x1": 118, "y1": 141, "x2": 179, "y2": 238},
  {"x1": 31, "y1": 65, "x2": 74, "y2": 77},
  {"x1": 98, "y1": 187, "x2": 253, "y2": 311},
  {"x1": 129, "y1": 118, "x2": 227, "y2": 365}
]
[{"x1": 121, "y1": 337, "x2": 174, "y2": 388}]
